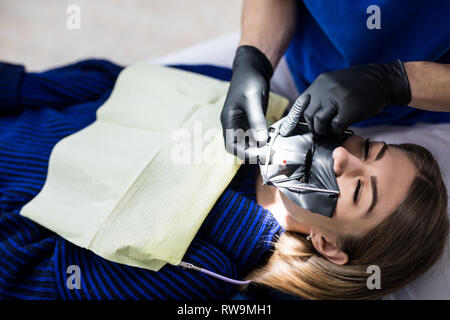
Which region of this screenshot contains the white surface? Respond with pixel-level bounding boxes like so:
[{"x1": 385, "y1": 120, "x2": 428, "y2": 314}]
[
  {"x1": 151, "y1": 34, "x2": 450, "y2": 299},
  {"x1": 0, "y1": 0, "x2": 242, "y2": 70}
]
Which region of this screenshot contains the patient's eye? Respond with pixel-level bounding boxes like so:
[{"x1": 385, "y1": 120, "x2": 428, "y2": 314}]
[
  {"x1": 363, "y1": 138, "x2": 371, "y2": 161},
  {"x1": 353, "y1": 179, "x2": 361, "y2": 204}
]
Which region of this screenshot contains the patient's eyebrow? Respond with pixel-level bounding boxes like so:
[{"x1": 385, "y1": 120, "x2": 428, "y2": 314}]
[
  {"x1": 375, "y1": 142, "x2": 388, "y2": 161},
  {"x1": 368, "y1": 176, "x2": 378, "y2": 213},
  {"x1": 367, "y1": 142, "x2": 386, "y2": 214}
]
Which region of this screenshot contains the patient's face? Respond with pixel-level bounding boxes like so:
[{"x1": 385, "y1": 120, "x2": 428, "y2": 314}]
[
  {"x1": 256, "y1": 134, "x2": 417, "y2": 237},
  {"x1": 331, "y1": 135, "x2": 416, "y2": 236}
]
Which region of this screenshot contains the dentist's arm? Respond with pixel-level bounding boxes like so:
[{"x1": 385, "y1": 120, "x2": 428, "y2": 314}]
[
  {"x1": 220, "y1": 0, "x2": 298, "y2": 161},
  {"x1": 289, "y1": 60, "x2": 450, "y2": 136},
  {"x1": 404, "y1": 61, "x2": 450, "y2": 112},
  {"x1": 239, "y1": 0, "x2": 298, "y2": 69}
]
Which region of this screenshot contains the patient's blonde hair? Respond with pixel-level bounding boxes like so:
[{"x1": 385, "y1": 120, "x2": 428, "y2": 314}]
[{"x1": 245, "y1": 143, "x2": 449, "y2": 300}]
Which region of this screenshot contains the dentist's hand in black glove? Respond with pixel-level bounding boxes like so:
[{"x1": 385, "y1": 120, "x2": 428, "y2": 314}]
[
  {"x1": 220, "y1": 45, "x2": 274, "y2": 162},
  {"x1": 282, "y1": 60, "x2": 411, "y2": 136}
]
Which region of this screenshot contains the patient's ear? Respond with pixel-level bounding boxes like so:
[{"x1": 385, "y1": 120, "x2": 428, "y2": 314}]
[{"x1": 311, "y1": 233, "x2": 349, "y2": 265}]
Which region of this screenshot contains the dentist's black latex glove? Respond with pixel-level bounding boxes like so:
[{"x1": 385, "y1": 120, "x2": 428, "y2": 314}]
[
  {"x1": 220, "y1": 45, "x2": 274, "y2": 162},
  {"x1": 283, "y1": 60, "x2": 411, "y2": 136}
]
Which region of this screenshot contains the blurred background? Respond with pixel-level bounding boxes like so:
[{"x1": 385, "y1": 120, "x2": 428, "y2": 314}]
[{"x1": 0, "y1": 0, "x2": 241, "y2": 71}]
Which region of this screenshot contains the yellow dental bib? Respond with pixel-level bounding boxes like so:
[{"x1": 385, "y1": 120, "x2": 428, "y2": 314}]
[{"x1": 20, "y1": 63, "x2": 289, "y2": 271}]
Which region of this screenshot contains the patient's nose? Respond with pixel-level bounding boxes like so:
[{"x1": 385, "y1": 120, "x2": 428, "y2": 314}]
[{"x1": 332, "y1": 146, "x2": 362, "y2": 177}]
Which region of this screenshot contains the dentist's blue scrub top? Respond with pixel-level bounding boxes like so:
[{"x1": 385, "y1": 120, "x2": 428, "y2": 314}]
[{"x1": 285, "y1": 0, "x2": 450, "y2": 126}]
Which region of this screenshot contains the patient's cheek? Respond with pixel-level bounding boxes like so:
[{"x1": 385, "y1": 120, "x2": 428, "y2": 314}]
[
  {"x1": 255, "y1": 174, "x2": 289, "y2": 224},
  {"x1": 333, "y1": 196, "x2": 343, "y2": 219},
  {"x1": 255, "y1": 173, "x2": 275, "y2": 209},
  {"x1": 332, "y1": 196, "x2": 355, "y2": 228}
]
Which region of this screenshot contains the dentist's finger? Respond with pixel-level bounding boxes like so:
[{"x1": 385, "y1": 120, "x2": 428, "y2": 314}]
[
  {"x1": 280, "y1": 94, "x2": 311, "y2": 137},
  {"x1": 313, "y1": 101, "x2": 338, "y2": 135}
]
